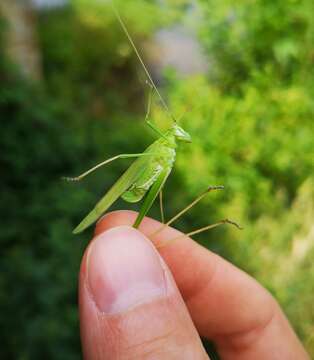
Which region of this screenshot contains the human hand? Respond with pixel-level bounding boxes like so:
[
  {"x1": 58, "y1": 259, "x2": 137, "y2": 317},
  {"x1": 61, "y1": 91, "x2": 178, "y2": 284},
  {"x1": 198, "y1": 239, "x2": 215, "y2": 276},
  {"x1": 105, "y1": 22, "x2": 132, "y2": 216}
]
[{"x1": 79, "y1": 211, "x2": 309, "y2": 359}]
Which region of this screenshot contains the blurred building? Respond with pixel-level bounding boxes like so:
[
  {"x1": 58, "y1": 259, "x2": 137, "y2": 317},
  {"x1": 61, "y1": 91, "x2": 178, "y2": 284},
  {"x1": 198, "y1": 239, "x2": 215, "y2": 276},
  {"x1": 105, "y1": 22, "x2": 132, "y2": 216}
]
[
  {"x1": 32, "y1": 0, "x2": 66, "y2": 8},
  {"x1": 150, "y1": 25, "x2": 208, "y2": 79},
  {"x1": 151, "y1": 0, "x2": 208, "y2": 78}
]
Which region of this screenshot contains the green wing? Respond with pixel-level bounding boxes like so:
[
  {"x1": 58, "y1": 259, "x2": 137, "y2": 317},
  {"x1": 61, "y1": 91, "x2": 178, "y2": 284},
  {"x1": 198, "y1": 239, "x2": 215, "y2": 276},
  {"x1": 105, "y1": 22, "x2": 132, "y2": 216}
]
[
  {"x1": 133, "y1": 168, "x2": 171, "y2": 228},
  {"x1": 73, "y1": 156, "x2": 147, "y2": 234}
]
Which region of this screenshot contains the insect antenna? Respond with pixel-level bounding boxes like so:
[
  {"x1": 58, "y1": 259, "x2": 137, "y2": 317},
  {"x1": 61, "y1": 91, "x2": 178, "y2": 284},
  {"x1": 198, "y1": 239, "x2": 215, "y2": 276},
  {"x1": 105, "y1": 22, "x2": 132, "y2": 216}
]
[{"x1": 112, "y1": 2, "x2": 177, "y2": 123}]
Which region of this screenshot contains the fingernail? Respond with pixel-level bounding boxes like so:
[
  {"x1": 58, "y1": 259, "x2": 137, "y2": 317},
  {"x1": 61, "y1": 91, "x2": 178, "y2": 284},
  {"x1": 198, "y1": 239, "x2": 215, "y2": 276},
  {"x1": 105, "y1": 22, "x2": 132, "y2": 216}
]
[{"x1": 87, "y1": 226, "x2": 166, "y2": 314}]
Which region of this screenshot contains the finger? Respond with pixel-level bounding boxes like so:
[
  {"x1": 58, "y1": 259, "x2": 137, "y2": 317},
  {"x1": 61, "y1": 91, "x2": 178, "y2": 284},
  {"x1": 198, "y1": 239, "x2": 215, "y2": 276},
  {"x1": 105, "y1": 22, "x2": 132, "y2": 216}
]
[
  {"x1": 95, "y1": 211, "x2": 310, "y2": 360},
  {"x1": 79, "y1": 226, "x2": 209, "y2": 360}
]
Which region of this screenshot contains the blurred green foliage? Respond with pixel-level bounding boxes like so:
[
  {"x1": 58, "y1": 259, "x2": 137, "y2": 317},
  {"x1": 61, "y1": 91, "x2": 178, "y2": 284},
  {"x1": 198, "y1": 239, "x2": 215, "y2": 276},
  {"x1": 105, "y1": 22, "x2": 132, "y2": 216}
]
[
  {"x1": 199, "y1": 0, "x2": 314, "y2": 91},
  {"x1": 0, "y1": 0, "x2": 313, "y2": 358}
]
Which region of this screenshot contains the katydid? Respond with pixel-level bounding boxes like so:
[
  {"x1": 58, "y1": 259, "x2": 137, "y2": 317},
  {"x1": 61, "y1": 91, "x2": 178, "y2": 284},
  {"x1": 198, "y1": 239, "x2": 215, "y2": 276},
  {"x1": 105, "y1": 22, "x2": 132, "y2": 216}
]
[{"x1": 64, "y1": 6, "x2": 242, "y2": 236}]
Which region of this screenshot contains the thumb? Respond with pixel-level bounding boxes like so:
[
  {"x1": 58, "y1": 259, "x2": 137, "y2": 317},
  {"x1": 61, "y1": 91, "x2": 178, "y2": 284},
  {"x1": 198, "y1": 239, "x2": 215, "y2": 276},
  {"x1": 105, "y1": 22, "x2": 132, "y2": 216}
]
[{"x1": 79, "y1": 226, "x2": 208, "y2": 360}]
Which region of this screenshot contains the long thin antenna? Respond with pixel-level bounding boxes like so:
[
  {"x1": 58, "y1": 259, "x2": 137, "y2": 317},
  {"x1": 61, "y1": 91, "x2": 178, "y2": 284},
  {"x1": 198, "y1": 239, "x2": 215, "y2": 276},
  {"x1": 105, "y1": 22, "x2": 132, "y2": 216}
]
[{"x1": 112, "y1": 3, "x2": 176, "y2": 122}]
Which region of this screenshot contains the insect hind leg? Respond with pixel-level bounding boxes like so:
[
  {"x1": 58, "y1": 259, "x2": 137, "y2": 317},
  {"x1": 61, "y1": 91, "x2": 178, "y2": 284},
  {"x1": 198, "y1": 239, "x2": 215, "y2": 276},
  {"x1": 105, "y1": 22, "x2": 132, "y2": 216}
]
[
  {"x1": 150, "y1": 185, "x2": 225, "y2": 238},
  {"x1": 62, "y1": 153, "x2": 149, "y2": 182},
  {"x1": 156, "y1": 219, "x2": 242, "y2": 249}
]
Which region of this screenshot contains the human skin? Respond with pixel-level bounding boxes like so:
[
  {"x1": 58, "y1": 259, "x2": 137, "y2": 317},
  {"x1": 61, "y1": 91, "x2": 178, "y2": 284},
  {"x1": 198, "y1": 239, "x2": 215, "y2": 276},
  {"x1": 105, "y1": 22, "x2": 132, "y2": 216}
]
[{"x1": 79, "y1": 210, "x2": 310, "y2": 359}]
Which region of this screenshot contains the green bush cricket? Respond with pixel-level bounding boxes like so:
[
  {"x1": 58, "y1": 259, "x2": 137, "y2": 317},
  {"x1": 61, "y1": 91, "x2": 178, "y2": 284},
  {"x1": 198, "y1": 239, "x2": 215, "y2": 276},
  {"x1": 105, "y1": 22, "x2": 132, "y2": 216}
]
[{"x1": 64, "y1": 6, "x2": 242, "y2": 239}]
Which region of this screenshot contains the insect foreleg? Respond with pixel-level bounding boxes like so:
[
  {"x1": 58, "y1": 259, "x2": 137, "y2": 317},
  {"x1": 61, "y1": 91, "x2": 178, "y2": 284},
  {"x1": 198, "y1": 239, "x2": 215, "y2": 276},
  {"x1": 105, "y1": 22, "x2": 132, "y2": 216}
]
[
  {"x1": 144, "y1": 83, "x2": 153, "y2": 122},
  {"x1": 63, "y1": 153, "x2": 151, "y2": 182},
  {"x1": 156, "y1": 219, "x2": 243, "y2": 248},
  {"x1": 144, "y1": 83, "x2": 168, "y2": 140},
  {"x1": 146, "y1": 120, "x2": 168, "y2": 140}
]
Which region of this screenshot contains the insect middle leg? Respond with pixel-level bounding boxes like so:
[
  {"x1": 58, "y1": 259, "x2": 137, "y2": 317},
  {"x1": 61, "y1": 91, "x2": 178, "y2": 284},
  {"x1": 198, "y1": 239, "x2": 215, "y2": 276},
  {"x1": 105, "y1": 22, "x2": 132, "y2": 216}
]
[
  {"x1": 159, "y1": 190, "x2": 165, "y2": 223},
  {"x1": 62, "y1": 153, "x2": 150, "y2": 182}
]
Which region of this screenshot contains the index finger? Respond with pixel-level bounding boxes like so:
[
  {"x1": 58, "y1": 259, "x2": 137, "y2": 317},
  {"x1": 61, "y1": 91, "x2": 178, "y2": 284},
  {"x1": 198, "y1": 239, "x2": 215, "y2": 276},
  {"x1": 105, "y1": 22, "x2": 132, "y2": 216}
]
[{"x1": 95, "y1": 210, "x2": 309, "y2": 360}]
